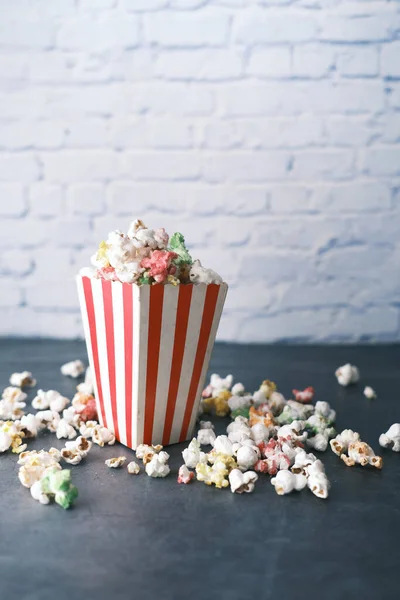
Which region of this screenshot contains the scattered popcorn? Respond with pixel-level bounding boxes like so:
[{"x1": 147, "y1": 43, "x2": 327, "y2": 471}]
[
  {"x1": 202, "y1": 374, "x2": 233, "y2": 399},
  {"x1": 72, "y1": 392, "x2": 98, "y2": 422},
  {"x1": 31, "y1": 467, "x2": 78, "y2": 509},
  {"x1": 199, "y1": 420, "x2": 214, "y2": 430},
  {"x1": 231, "y1": 382, "x2": 245, "y2": 396},
  {"x1": 32, "y1": 389, "x2": 69, "y2": 412},
  {"x1": 228, "y1": 394, "x2": 252, "y2": 413},
  {"x1": 136, "y1": 443, "x2": 163, "y2": 464},
  {"x1": 330, "y1": 429, "x2": 360, "y2": 456},
  {"x1": 379, "y1": 424, "x2": 400, "y2": 452},
  {"x1": 341, "y1": 440, "x2": 383, "y2": 469},
  {"x1": 0, "y1": 387, "x2": 27, "y2": 420},
  {"x1": 61, "y1": 360, "x2": 85, "y2": 379},
  {"x1": 182, "y1": 438, "x2": 207, "y2": 469},
  {"x1": 61, "y1": 436, "x2": 92, "y2": 465},
  {"x1": 56, "y1": 419, "x2": 77, "y2": 440},
  {"x1": 177, "y1": 465, "x2": 194, "y2": 484},
  {"x1": 127, "y1": 461, "x2": 141, "y2": 475},
  {"x1": 236, "y1": 444, "x2": 259, "y2": 471},
  {"x1": 105, "y1": 456, "x2": 126, "y2": 468},
  {"x1": 20, "y1": 413, "x2": 45, "y2": 438},
  {"x1": 228, "y1": 469, "x2": 258, "y2": 494},
  {"x1": 189, "y1": 260, "x2": 223, "y2": 285},
  {"x1": 76, "y1": 367, "x2": 94, "y2": 395},
  {"x1": 9, "y1": 371, "x2": 36, "y2": 388},
  {"x1": 79, "y1": 420, "x2": 98, "y2": 438},
  {"x1": 197, "y1": 428, "x2": 216, "y2": 446},
  {"x1": 36, "y1": 410, "x2": 61, "y2": 433},
  {"x1": 92, "y1": 425, "x2": 115, "y2": 447},
  {"x1": 291, "y1": 450, "x2": 317, "y2": 475},
  {"x1": 18, "y1": 449, "x2": 61, "y2": 488},
  {"x1": 196, "y1": 462, "x2": 229, "y2": 489},
  {"x1": 335, "y1": 363, "x2": 360, "y2": 386},
  {"x1": 292, "y1": 387, "x2": 315, "y2": 404},
  {"x1": 145, "y1": 451, "x2": 170, "y2": 478},
  {"x1": 271, "y1": 470, "x2": 307, "y2": 495},
  {"x1": 364, "y1": 386, "x2": 377, "y2": 400},
  {"x1": 213, "y1": 435, "x2": 234, "y2": 456}
]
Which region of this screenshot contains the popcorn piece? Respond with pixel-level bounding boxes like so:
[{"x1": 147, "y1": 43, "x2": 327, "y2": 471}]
[
  {"x1": 379, "y1": 423, "x2": 400, "y2": 452},
  {"x1": 305, "y1": 460, "x2": 330, "y2": 499},
  {"x1": 105, "y1": 456, "x2": 127, "y2": 468},
  {"x1": 197, "y1": 428, "x2": 216, "y2": 446},
  {"x1": 277, "y1": 421, "x2": 307, "y2": 443},
  {"x1": 92, "y1": 425, "x2": 115, "y2": 447},
  {"x1": 236, "y1": 445, "x2": 259, "y2": 471},
  {"x1": 18, "y1": 449, "x2": 61, "y2": 488},
  {"x1": 231, "y1": 382, "x2": 245, "y2": 396},
  {"x1": 292, "y1": 387, "x2": 315, "y2": 404},
  {"x1": 306, "y1": 432, "x2": 329, "y2": 452},
  {"x1": 228, "y1": 469, "x2": 258, "y2": 494},
  {"x1": 145, "y1": 451, "x2": 170, "y2": 478},
  {"x1": 177, "y1": 465, "x2": 194, "y2": 484},
  {"x1": 9, "y1": 371, "x2": 36, "y2": 388},
  {"x1": 251, "y1": 423, "x2": 271, "y2": 445},
  {"x1": 32, "y1": 389, "x2": 69, "y2": 412},
  {"x1": 189, "y1": 259, "x2": 223, "y2": 285},
  {"x1": 0, "y1": 420, "x2": 26, "y2": 453},
  {"x1": 182, "y1": 439, "x2": 207, "y2": 468},
  {"x1": 259, "y1": 380, "x2": 277, "y2": 400},
  {"x1": 228, "y1": 394, "x2": 252, "y2": 413},
  {"x1": 136, "y1": 443, "x2": 163, "y2": 464},
  {"x1": 33, "y1": 467, "x2": 78, "y2": 509},
  {"x1": 271, "y1": 470, "x2": 307, "y2": 495},
  {"x1": 199, "y1": 420, "x2": 214, "y2": 430},
  {"x1": 196, "y1": 462, "x2": 229, "y2": 489},
  {"x1": 61, "y1": 360, "x2": 85, "y2": 379},
  {"x1": 127, "y1": 461, "x2": 141, "y2": 475},
  {"x1": 335, "y1": 363, "x2": 360, "y2": 386},
  {"x1": 227, "y1": 416, "x2": 252, "y2": 444},
  {"x1": 72, "y1": 392, "x2": 98, "y2": 422},
  {"x1": 330, "y1": 429, "x2": 360, "y2": 456},
  {"x1": 341, "y1": 441, "x2": 383, "y2": 469},
  {"x1": 277, "y1": 400, "x2": 314, "y2": 425},
  {"x1": 268, "y1": 391, "x2": 286, "y2": 416},
  {"x1": 61, "y1": 436, "x2": 92, "y2": 465},
  {"x1": 76, "y1": 367, "x2": 94, "y2": 395},
  {"x1": 202, "y1": 373, "x2": 233, "y2": 399},
  {"x1": 168, "y1": 232, "x2": 192, "y2": 265},
  {"x1": 140, "y1": 250, "x2": 178, "y2": 284},
  {"x1": 56, "y1": 419, "x2": 77, "y2": 440},
  {"x1": 249, "y1": 405, "x2": 275, "y2": 428},
  {"x1": 79, "y1": 420, "x2": 98, "y2": 438},
  {"x1": 364, "y1": 386, "x2": 377, "y2": 400},
  {"x1": 291, "y1": 450, "x2": 317, "y2": 475},
  {"x1": 0, "y1": 387, "x2": 27, "y2": 420},
  {"x1": 20, "y1": 413, "x2": 45, "y2": 437},
  {"x1": 36, "y1": 410, "x2": 61, "y2": 433},
  {"x1": 213, "y1": 435, "x2": 234, "y2": 456}
]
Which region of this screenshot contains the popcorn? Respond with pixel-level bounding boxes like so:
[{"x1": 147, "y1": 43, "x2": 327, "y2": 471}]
[
  {"x1": 72, "y1": 392, "x2": 98, "y2": 422},
  {"x1": 36, "y1": 410, "x2": 61, "y2": 433},
  {"x1": 228, "y1": 469, "x2": 258, "y2": 494},
  {"x1": 250, "y1": 423, "x2": 271, "y2": 445},
  {"x1": 92, "y1": 425, "x2": 115, "y2": 447},
  {"x1": 277, "y1": 401, "x2": 313, "y2": 425},
  {"x1": 341, "y1": 440, "x2": 383, "y2": 469},
  {"x1": 145, "y1": 451, "x2": 170, "y2": 478},
  {"x1": 291, "y1": 450, "x2": 317, "y2": 475},
  {"x1": 31, "y1": 467, "x2": 78, "y2": 509},
  {"x1": 364, "y1": 386, "x2": 377, "y2": 400},
  {"x1": 77, "y1": 367, "x2": 94, "y2": 395},
  {"x1": 168, "y1": 232, "x2": 192, "y2": 265},
  {"x1": 227, "y1": 416, "x2": 252, "y2": 444},
  {"x1": 305, "y1": 460, "x2": 330, "y2": 499},
  {"x1": 228, "y1": 394, "x2": 252, "y2": 413},
  {"x1": 177, "y1": 465, "x2": 194, "y2": 484},
  {"x1": 306, "y1": 432, "x2": 330, "y2": 452},
  {"x1": 199, "y1": 420, "x2": 214, "y2": 430},
  {"x1": 0, "y1": 420, "x2": 26, "y2": 453},
  {"x1": 61, "y1": 360, "x2": 85, "y2": 379},
  {"x1": 268, "y1": 391, "x2": 286, "y2": 416},
  {"x1": 136, "y1": 443, "x2": 163, "y2": 464},
  {"x1": 236, "y1": 445, "x2": 259, "y2": 471},
  {"x1": 213, "y1": 435, "x2": 234, "y2": 456},
  {"x1": 231, "y1": 382, "x2": 245, "y2": 396},
  {"x1": 20, "y1": 413, "x2": 45, "y2": 437},
  {"x1": 292, "y1": 387, "x2": 315, "y2": 404},
  {"x1": 182, "y1": 438, "x2": 207, "y2": 468},
  {"x1": 127, "y1": 461, "x2": 141, "y2": 475},
  {"x1": 56, "y1": 419, "x2": 77, "y2": 440},
  {"x1": 9, "y1": 371, "x2": 36, "y2": 388},
  {"x1": 271, "y1": 470, "x2": 307, "y2": 495},
  {"x1": 79, "y1": 420, "x2": 98, "y2": 438},
  {"x1": 189, "y1": 259, "x2": 223, "y2": 285},
  {"x1": 105, "y1": 456, "x2": 127, "y2": 468},
  {"x1": 140, "y1": 250, "x2": 178, "y2": 284},
  {"x1": 61, "y1": 436, "x2": 92, "y2": 465},
  {"x1": 206, "y1": 451, "x2": 237, "y2": 471},
  {"x1": 379, "y1": 424, "x2": 400, "y2": 452},
  {"x1": 249, "y1": 405, "x2": 275, "y2": 428},
  {"x1": 196, "y1": 462, "x2": 229, "y2": 489},
  {"x1": 197, "y1": 428, "x2": 216, "y2": 446},
  {"x1": 335, "y1": 363, "x2": 360, "y2": 386},
  {"x1": 0, "y1": 386, "x2": 27, "y2": 420},
  {"x1": 18, "y1": 449, "x2": 61, "y2": 488},
  {"x1": 32, "y1": 389, "x2": 69, "y2": 412},
  {"x1": 330, "y1": 429, "x2": 360, "y2": 456},
  {"x1": 202, "y1": 374, "x2": 233, "y2": 399}
]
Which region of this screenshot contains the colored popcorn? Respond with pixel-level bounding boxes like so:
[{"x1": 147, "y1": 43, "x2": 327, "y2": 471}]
[
  {"x1": 292, "y1": 387, "x2": 315, "y2": 404},
  {"x1": 61, "y1": 360, "x2": 85, "y2": 379},
  {"x1": 127, "y1": 461, "x2": 141, "y2": 475},
  {"x1": 9, "y1": 371, "x2": 36, "y2": 388},
  {"x1": 177, "y1": 465, "x2": 194, "y2": 484},
  {"x1": 335, "y1": 363, "x2": 360, "y2": 386},
  {"x1": 379, "y1": 424, "x2": 400, "y2": 452},
  {"x1": 31, "y1": 467, "x2": 78, "y2": 509},
  {"x1": 105, "y1": 456, "x2": 127, "y2": 468},
  {"x1": 364, "y1": 386, "x2": 377, "y2": 400}
]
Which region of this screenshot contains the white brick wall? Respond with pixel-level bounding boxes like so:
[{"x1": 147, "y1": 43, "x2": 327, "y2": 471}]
[{"x1": 0, "y1": 0, "x2": 399, "y2": 342}]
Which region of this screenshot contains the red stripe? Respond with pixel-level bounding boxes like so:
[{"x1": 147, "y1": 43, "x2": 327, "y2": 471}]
[
  {"x1": 162, "y1": 285, "x2": 193, "y2": 446},
  {"x1": 82, "y1": 277, "x2": 107, "y2": 428},
  {"x1": 143, "y1": 285, "x2": 164, "y2": 444},
  {"x1": 180, "y1": 285, "x2": 220, "y2": 442},
  {"x1": 102, "y1": 280, "x2": 119, "y2": 441},
  {"x1": 123, "y1": 283, "x2": 133, "y2": 449}
]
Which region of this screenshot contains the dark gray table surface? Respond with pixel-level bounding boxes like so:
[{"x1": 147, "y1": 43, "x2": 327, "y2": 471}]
[{"x1": 1, "y1": 340, "x2": 400, "y2": 600}]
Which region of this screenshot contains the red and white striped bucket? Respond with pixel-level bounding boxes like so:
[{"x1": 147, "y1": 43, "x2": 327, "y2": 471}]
[{"x1": 77, "y1": 276, "x2": 228, "y2": 450}]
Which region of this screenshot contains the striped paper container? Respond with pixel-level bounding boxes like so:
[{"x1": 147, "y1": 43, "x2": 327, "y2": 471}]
[{"x1": 77, "y1": 276, "x2": 228, "y2": 450}]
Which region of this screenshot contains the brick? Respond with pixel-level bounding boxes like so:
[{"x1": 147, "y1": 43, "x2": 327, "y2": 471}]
[
  {"x1": 145, "y1": 13, "x2": 230, "y2": 47},
  {"x1": 0, "y1": 284, "x2": 22, "y2": 308},
  {"x1": 64, "y1": 119, "x2": 108, "y2": 148},
  {"x1": 338, "y1": 46, "x2": 379, "y2": 77},
  {"x1": 234, "y1": 11, "x2": 318, "y2": 43},
  {"x1": 31, "y1": 248, "x2": 75, "y2": 280},
  {"x1": 382, "y1": 42, "x2": 400, "y2": 78},
  {"x1": 123, "y1": 0, "x2": 167, "y2": 9},
  {"x1": 26, "y1": 279, "x2": 78, "y2": 310},
  {"x1": 0, "y1": 154, "x2": 39, "y2": 182},
  {"x1": 313, "y1": 182, "x2": 391, "y2": 211},
  {"x1": 254, "y1": 217, "x2": 352, "y2": 250},
  {"x1": 201, "y1": 122, "x2": 243, "y2": 149},
  {"x1": 0, "y1": 54, "x2": 27, "y2": 81},
  {"x1": 387, "y1": 83, "x2": 400, "y2": 110},
  {"x1": 0, "y1": 20, "x2": 55, "y2": 49},
  {"x1": 67, "y1": 184, "x2": 105, "y2": 216},
  {"x1": 156, "y1": 49, "x2": 243, "y2": 80},
  {"x1": 28, "y1": 53, "x2": 75, "y2": 83},
  {"x1": 309, "y1": 81, "x2": 384, "y2": 114},
  {"x1": 278, "y1": 280, "x2": 357, "y2": 311},
  {"x1": 0, "y1": 219, "x2": 52, "y2": 248},
  {"x1": 130, "y1": 83, "x2": 215, "y2": 115},
  {"x1": 292, "y1": 45, "x2": 335, "y2": 78},
  {"x1": 239, "y1": 250, "x2": 313, "y2": 283},
  {"x1": 0, "y1": 185, "x2": 26, "y2": 216},
  {"x1": 269, "y1": 185, "x2": 314, "y2": 213},
  {"x1": 320, "y1": 14, "x2": 394, "y2": 42},
  {"x1": 291, "y1": 150, "x2": 354, "y2": 180},
  {"x1": 0, "y1": 250, "x2": 33, "y2": 276},
  {"x1": 53, "y1": 218, "x2": 94, "y2": 247},
  {"x1": 189, "y1": 186, "x2": 268, "y2": 215},
  {"x1": 362, "y1": 147, "x2": 400, "y2": 176},
  {"x1": 121, "y1": 49, "x2": 156, "y2": 81},
  {"x1": 247, "y1": 47, "x2": 291, "y2": 78},
  {"x1": 57, "y1": 16, "x2": 140, "y2": 50},
  {"x1": 202, "y1": 151, "x2": 291, "y2": 182},
  {"x1": 107, "y1": 181, "x2": 188, "y2": 214},
  {"x1": 43, "y1": 151, "x2": 121, "y2": 183},
  {"x1": 110, "y1": 117, "x2": 193, "y2": 149},
  {"x1": 30, "y1": 184, "x2": 63, "y2": 217},
  {"x1": 326, "y1": 117, "x2": 377, "y2": 146},
  {"x1": 0, "y1": 121, "x2": 64, "y2": 150},
  {"x1": 81, "y1": 0, "x2": 117, "y2": 8},
  {"x1": 122, "y1": 151, "x2": 201, "y2": 180},
  {"x1": 319, "y1": 246, "x2": 393, "y2": 279},
  {"x1": 235, "y1": 117, "x2": 325, "y2": 149},
  {"x1": 5, "y1": 0, "x2": 76, "y2": 17},
  {"x1": 377, "y1": 113, "x2": 400, "y2": 143}
]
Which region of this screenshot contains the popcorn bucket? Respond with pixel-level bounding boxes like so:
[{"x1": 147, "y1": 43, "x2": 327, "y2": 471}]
[{"x1": 77, "y1": 276, "x2": 228, "y2": 450}]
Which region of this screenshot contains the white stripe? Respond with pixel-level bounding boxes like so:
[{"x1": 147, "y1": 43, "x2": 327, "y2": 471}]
[
  {"x1": 91, "y1": 278, "x2": 114, "y2": 432},
  {"x1": 186, "y1": 284, "x2": 228, "y2": 440},
  {"x1": 133, "y1": 284, "x2": 150, "y2": 448},
  {"x1": 151, "y1": 285, "x2": 179, "y2": 445},
  {"x1": 112, "y1": 281, "x2": 127, "y2": 446},
  {"x1": 76, "y1": 276, "x2": 102, "y2": 421},
  {"x1": 169, "y1": 284, "x2": 207, "y2": 445}
]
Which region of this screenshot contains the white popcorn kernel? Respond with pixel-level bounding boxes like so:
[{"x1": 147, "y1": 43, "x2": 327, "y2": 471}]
[
  {"x1": 127, "y1": 461, "x2": 141, "y2": 474},
  {"x1": 228, "y1": 469, "x2": 258, "y2": 494},
  {"x1": 236, "y1": 445, "x2": 259, "y2": 471},
  {"x1": 135, "y1": 443, "x2": 163, "y2": 463},
  {"x1": 228, "y1": 394, "x2": 252, "y2": 412},
  {"x1": 213, "y1": 435, "x2": 234, "y2": 456},
  {"x1": 32, "y1": 389, "x2": 69, "y2": 412},
  {"x1": 231, "y1": 382, "x2": 245, "y2": 396},
  {"x1": 61, "y1": 360, "x2": 85, "y2": 379},
  {"x1": 252, "y1": 389, "x2": 267, "y2": 406},
  {"x1": 20, "y1": 413, "x2": 44, "y2": 437},
  {"x1": 268, "y1": 391, "x2": 286, "y2": 415},
  {"x1": 145, "y1": 452, "x2": 170, "y2": 478},
  {"x1": 197, "y1": 428, "x2": 216, "y2": 446},
  {"x1": 189, "y1": 259, "x2": 223, "y2": 285},
  {"x1": 92, "y1": 425, "x2": 115, "y2": 446},
  {"x1": 36, "y1": 410, "x2": 60, "y2": 433},
  {"x1": 61, "y1": 448, "x2": 83, "y2": 465},
  {"x1": 277, "y1": 421, "x2": 307, "y2": 443},
  {"x1": 62, "y1": 436, "x2": 92, "y2": 464},
  {"x1": 250, "y1": 423, "x2": 270, "y2": 444},
  {"x1": 271, "y1": 470, "x2": 307, "y2": 495},
  {"x1": 30, "y1": 480, "x2": 50, "y2": 505},
  {"x1": 330, "y1": 429, "x2": 360, "y2": 456},
  {"x1": 0, "y1": 387, "x2": 27, "y2": 420},
  {"x1": 335, "y1": 363, "x2": 360, "y2": 386},
  {"x1": 105, "y1": 456, "x2": 127, "y2": 468},
  {"x1": 342, "y1": 441, "x2": 383, "y2": 469},
  {"x1": 182, "y1": 438, "x2": 206, "y2": 468},
  {"x1": 0, "y1": 430, "x2": 12, "y2": 452},
  {"x1": 9, "y1": 371, "x2": 36, "y2": 388},
  {"x1": 379, "y1": 423, "x2": 400, "y2": 452},
  {"x1": 305, "y1": 460, "x2": 330, "y2": 499},
  {"x1": 364, "y1": 386, "x2": 377, "y2": 400},
  {"x1": 314, "y1": 401, "x2": 336, "y2": 423},
  {"x1": 56, "y1": 419, "x2": 77, "y2": 440},
  {"x1": 79, "y1": 420, "x2": 98, "y2": 438},
  {"x1": 199, "y1": 420, "x2": 214, "y2": 430},
  {"x1": 76, "y1": 367, "x2": 94, "y2": 395},
  {"x1": 291, "y1": 450, "x2": 317, "y2": 475},
  {"x1": 18, "y1": 450, "x2": 61, "y2": 488},
  {"x1": 307, "y1": 432, "x2": 329, "y2": 452}
]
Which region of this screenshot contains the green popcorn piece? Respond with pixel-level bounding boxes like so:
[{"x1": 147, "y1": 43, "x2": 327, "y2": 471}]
[
  {"x1": 168, "y1": 232, "x2": 192, "y2": 265},
  {"x1": 41, "y1": 468, "x2": 78, "y2": 510},
  {"x1": 55, "y1": 486, "x2": 78, "y2": 510},
  {"x1": 231, "y1": 407, "x2": 250, "y2": 420}
]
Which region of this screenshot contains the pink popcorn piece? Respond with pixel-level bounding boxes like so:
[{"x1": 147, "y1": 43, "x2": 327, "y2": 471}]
[
  {"x1": 78, "y1": 398, "x2": 98, "y2": 423},
  {"x1": 95, "y1": 266, "x2": 118, "y2": 281},
  {"x1": 140, "y1": 250, "x2": 178, "y2": 284},
  {"x1": 292, "y1": 387, "x2": 315, "y2": 404},
  {"x1": 177, "y1": 465, "x2": 195, "y2": 484}
]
